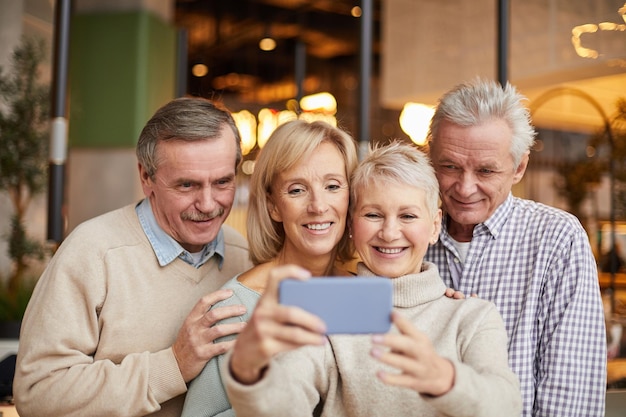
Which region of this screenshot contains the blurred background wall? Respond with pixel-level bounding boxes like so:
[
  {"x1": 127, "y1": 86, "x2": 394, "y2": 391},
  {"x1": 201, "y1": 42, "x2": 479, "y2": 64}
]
[{"x1": 1, "y1": 0, "x2": 625, "y2": 274}]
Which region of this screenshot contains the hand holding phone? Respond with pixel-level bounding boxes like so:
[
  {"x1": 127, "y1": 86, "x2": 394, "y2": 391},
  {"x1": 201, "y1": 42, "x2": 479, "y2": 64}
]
[{"x1": 279, "y1": 277, "x2": 393, "y2": 334}]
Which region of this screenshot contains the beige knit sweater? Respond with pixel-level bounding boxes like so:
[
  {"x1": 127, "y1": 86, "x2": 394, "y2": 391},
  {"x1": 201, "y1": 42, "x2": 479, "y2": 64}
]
[
  {"x1": 224, "y1": 262, "x2": 521, "y2": 417},
  {"x1": 14, "y1": 203, "x2": 252, "y2": 417}
]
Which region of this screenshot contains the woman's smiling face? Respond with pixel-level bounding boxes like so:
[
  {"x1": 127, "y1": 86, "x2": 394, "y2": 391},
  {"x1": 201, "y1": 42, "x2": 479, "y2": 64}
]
[
  {"x1": 268, "y1": 141, "x2": 350, "y2": 262},
  {"x1": 351, "y1": 180, "x2": 441, "y2": 278}
]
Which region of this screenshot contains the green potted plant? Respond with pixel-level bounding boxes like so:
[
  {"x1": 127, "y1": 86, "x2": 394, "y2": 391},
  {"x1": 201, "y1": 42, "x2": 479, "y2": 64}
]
[{"x1": 0, "y1": 36, "x2": 51, "y2": 336}]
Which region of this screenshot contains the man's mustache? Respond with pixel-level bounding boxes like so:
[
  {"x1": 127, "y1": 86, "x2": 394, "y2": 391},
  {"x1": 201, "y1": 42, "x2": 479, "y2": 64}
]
[{"x1": 181, "y1": 208, "x2": 225, "y2": 221}]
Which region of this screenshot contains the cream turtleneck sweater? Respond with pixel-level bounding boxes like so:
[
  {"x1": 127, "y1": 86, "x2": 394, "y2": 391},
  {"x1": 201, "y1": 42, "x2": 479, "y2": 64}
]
[{"x1": 224, "y1": 262, "x2": 521, "y2": 417}]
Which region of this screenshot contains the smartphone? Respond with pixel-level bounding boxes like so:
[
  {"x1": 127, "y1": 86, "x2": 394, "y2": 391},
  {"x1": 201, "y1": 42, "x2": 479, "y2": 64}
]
[{"x1": 278, "y1": 277, "x2": 393, "y2": 334}]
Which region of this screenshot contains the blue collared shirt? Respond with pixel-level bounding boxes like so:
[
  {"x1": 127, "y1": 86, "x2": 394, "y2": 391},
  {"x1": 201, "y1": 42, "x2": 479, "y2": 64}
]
[{"x1": 136, "y1": 198, "x2": 225, "y2": 269}]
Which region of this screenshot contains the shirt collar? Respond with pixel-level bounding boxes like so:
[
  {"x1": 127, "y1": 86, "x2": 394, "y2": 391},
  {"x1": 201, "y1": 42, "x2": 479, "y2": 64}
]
[{"x1": 136, "y1": 198, "x2": 225, "y2": 269}]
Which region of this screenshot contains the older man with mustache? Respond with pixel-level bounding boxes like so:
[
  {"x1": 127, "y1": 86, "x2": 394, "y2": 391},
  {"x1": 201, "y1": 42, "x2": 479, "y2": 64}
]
[{"x1": 14, "y1": 97, "x2": 253, "y2": 417}]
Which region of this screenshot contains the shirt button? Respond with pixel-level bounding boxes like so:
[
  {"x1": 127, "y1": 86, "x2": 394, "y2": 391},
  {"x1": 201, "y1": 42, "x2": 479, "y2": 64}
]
[{"x1": 454, "y1": 258, "x2": 460, "y2": 263}]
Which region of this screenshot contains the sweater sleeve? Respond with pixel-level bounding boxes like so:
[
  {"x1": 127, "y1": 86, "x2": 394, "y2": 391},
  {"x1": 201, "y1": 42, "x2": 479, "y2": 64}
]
[
  {"x1": 182, "y1": 281, "x2": 255, "y2": 417},
  {"x1": 223, "y1": 345, "x2": 328, "y2": 417},
  {"x1": 13, "y1": 227, "x2": 187, "y2": 417},
  {"x1": 424, "y1": 302, "x2": 522, "y2": 417}
]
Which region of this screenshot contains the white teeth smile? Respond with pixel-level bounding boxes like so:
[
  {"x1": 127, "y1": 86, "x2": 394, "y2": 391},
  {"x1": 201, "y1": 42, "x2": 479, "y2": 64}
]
[
  {"x1": 306, "y1": 223, "x2": 331, "y2": 230},
  {"x1": 377, "y1": 247, "x2": 402, "y2": 254}
]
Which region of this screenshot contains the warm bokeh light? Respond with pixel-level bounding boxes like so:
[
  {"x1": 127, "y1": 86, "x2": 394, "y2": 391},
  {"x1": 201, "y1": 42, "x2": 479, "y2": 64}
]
[
  {"x1": 259, "y1": 37, "x2": 276, "y2": 51},
  {"x1": 300, "y1": 92, "x2": 337, "y2": 114},
  {"x1": 242, "y1": 160, "x2": 255, "y2": 176},
  {"x1": 191, "y1": 63, "x2": 208, "y2": 77},
  {"x1": 257, "y1": 108, "x2": 275, "y2": 149},
  {"x1": 233, "y1": 95, "x2": 339, "y2": 153},
  {"x1": 257, "y1": 109, "x2": 298, "y2": 148},
  {"x1": 399, "y1": 102, "x2": 435, "y2": 146},
  {"x1": 298, "y1": 112, "x2": 337, "y2": 126},
  {"x1": 231, "y1": 110, "x2": 257, "y2": 155}
]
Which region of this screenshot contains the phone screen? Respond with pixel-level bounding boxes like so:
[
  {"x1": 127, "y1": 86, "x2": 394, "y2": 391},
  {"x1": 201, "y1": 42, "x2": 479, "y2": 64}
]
[{"x1": 279, "y1": 277, "x2": 393, "y2": 334}]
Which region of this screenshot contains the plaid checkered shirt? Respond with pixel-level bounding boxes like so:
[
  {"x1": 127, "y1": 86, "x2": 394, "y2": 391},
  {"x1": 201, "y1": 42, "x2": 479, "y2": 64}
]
[{"x1": 425, "y1": 193, "x2": 607, "y2": 417}]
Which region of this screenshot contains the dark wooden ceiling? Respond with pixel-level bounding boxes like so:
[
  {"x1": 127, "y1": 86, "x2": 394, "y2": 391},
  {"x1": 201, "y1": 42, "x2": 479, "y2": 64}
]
[{"x1": 175, "y1": 0, "x2": 381, "y2": 100}]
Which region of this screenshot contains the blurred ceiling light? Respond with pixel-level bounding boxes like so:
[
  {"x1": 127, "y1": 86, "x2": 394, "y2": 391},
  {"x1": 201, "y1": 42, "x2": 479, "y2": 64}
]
[
  {"x1": 571, "y1": 24, "x2": 600, "y2": 59},
  {"x1": 257, "y1": 108, "x2": 277, "y2": 149},
  {"x1": 257, "y1": 108, "x2": 298, "y2": 148},
  {"x1": 242, "y1": 160, "x2": 255, "y2": 176},
  {"x1": 351, "y1": 6, "x2": 362, "y2": 17},
  {"x1": 259, "y1": 37, "x2": 276, "y2": 51},
  {"x1": 299, "y1": 112, "x2": 337, "y2": 126},
  {"x1": 231, "y1": 110, "x2": 257, "y2": 155},
  {"x1": 191, "y1": 63, "x2": 208, "y2": 77},
  {"x1": 572, "y1": 3, "x2": 626, "y2": 60},
  {"x1": 260, "y1": 23, "x2": 277, "y2": 52},
  {"x1": 277, "y1": 109, "x2": 298, "y2": 125},
  {"x1": 399, "y1": 102, "x2": 435, "y2": 146},
  {"x1": 300, "y1": 92, "x2": 337, "y2": 114}
]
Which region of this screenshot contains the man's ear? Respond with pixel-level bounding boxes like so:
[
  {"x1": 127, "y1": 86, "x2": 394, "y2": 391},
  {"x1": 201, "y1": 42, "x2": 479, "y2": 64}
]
[
  {"x1": 513, "y1": 152, "x2": 530, "y2": 184},
  {"x1": 138, "y1": 163, "x2": 153, "y2": 197}
]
